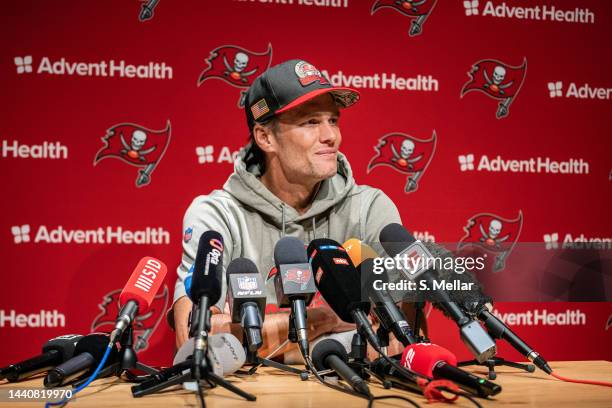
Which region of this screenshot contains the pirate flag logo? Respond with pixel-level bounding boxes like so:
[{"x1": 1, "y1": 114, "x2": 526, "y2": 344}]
[
  {"x1": 91, "y1": 285, "x2": 169, "y2": 351},
  {"x1": 461, "y1": 58, "x2": 527, "y2": 119},
  {"x1": 285, "y1": 268, "x2": 312, "y2": 290},
  {"x1": 367, "y1": 131, "x2": 437, "y2": 193},
  {"x1": 459, "y1": 211, "x2": 523, "y2": 272},
  {"x1": 197, "y1": 43, "x2": 273, "y2": 107},
  {"x1": 371, "y1": 0, "x2": 438, "y2": 37},
  {"x1": 94, "y1": 121, "x2": 171, "y2": 187}
]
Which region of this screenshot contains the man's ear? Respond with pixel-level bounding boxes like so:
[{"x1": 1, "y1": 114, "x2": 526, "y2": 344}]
[{"x1": 252, "y1": 123, "x2": 276, "y2": 154}]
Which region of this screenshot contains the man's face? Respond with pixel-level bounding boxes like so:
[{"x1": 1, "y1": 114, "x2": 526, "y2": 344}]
[{"x1": 270, "y1": 93, "x2": 342, "y2": 184}]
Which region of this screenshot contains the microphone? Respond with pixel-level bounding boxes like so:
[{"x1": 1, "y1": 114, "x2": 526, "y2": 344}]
[
  {"x1": 273, "y1": 237, "x2": 317, "y2": 359},
  {"x1": 0, "y1": 334, "x2": 83, "y2": 382},
  {"x1": 430, "y1": 245, "x2": 552, "y2": 374},
  {"x1": 343, "y1": 239, "x2": 417, "y2": 347},
  {"x1": 226, "y1": 258, "x2": 266, "y2": 353},
  {"x1": 43, "y1": 334, "x2": 119, "y2": 388},
  {"x1": 401, "y1": 343, "x2": 501, "y2": 398},
  {"x1": 370, "y1": 356, "x2": 424, "y2": 394},
  {"x1": 110, "y1": 256, "x2": 168, "y2": 344},
  {"x1": 312, "y1": 339, "x2": 370, "y2": 396},
  {"x1": 189, "y1": 231, "x2": 224, "y2": 376},
  {"x1": 173, "y1": 333, "x2": 246, "y2": 377},
  {"x1": 307, "y1": 238, "x2": 380, "y2": 350},
  {"x1": 379, "y1": 223, "x2": 496, "y2": 363}
]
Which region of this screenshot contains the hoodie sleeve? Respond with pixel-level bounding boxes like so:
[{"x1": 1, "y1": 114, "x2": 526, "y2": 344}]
[
  {"x1": 167, "y1": 195, "x2": 234, "y2": 329},
  {"x1": 362, "y1": 188, "x2": 402, "y2": 254}
]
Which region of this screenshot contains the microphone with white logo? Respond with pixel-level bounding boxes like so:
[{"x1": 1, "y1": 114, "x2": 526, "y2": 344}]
[
  {"x1": 226, "y1": 258, "x2": 266, "y2": 353},
  {"x1": 401, "y1": 343, "x2": 501, "y2": 398},
  {"x1": 187, "y1": 230, "x2": 224, "y2": 377},
  {"x1": 273, "y1": 237, "x2": 317, "y2": 360},
  {"x1": 380, "y1": 223, "x2": 497, "y2": 363},
  {"x1": 110, "y1": 256, "x2": 168, "y2": 344}
]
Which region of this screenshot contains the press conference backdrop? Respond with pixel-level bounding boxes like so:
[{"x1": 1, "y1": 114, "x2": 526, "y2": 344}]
[{"x1": 1, "y1": 1, "x2": 611, "y2": 368}]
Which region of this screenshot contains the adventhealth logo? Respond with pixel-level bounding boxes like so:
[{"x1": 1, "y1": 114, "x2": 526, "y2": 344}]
[
  {"x1": 13, "y1": 55, "x2": 173, "y2": 79},
  {"x1": 547, "y1": 81, "x2": 612, "y2": 100},
  {"x1": 14, "y1": 56, "x2": 33, "y2": 74},
  {"x1": 547, "y1": 81, "x2": 563, "y2": 98},
  {"x1": 543, "y1": 233, "x2": 559, "y2": 249},
  {"x1": 466, "y1": 2, "x2": 594, "y2": 24},
  {"x1": 195, "y1": 145, "x2": 239, "y2": 165},
  {"x1": 463, "y1": 0, "x2": 479, "y2": 16},
  {"x1": 543, "y1": 232, "x2": 611, "y2": 250},
  {"x1": 11, "y1": 225, "x2": 31, "y2": 243},
  {"x1": 10, "y1": 225, "x2": 170, "y2": 245},
  {"x1": 457, "y1": 153, "x2": 589, "y2": 175},
  {"x1": 458, "y1": 154, "x2": 475, "y2": 171}
]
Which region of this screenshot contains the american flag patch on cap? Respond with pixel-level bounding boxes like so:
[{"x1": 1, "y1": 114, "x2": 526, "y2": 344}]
[{"x1": 251, "y1": 98, "x2": 270, "y2": 120}]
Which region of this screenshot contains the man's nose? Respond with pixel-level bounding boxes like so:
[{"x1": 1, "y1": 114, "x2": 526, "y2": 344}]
[{"x1": 319, "y1": 121, "x2": 339, "y2": 144}]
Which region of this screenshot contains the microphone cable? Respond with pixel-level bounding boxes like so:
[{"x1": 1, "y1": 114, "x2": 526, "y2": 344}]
[
  {"x1": 44, "y1": 340, "x2": 113, "y2": 408},
  {"x1": 550, "y1": 371, "x2": 612, "y2": 388},
  {"x1": 304, "y1": 354, "x2": 423, "y2": 408}
]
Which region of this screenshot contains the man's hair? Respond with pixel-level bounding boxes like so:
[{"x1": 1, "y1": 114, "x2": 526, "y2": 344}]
[{"x1": 248, "y1": 117, "x2": 280, "y2": 173}]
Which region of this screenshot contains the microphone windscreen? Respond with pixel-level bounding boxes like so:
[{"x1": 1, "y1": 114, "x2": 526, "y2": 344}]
[
  {"x1": 119, "y1": 256, "x2": 168, "y2": 314},
  {"x1": 226, "y1": 258, "x2": 259, "y2": 282},
  {"x1": 343, "y1": 239, "x2": 379, "y2": 266},
  {"x1": 380, "y1": 223, "x2": 416, "y2": 257},
  {"x1": 190, "y1": 230, "x2": 224, "y2": 304},
  {"x1": 311, "y1": 338, "x2": 349, "y2": 371},
  {"x1": 401, "y1": 343, "x2": 457, "y2": 378},
  {"x1": 274, "y1": 236, "x2": 308, "y2": 265},
  {"x1": 173, "y1": 333, "x2": 246, "y2": 376}
]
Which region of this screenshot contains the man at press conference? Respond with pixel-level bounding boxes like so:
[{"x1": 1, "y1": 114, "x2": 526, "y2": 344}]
[{"x1": 169, "y1": 59, "x2": 419, "y2": 359}]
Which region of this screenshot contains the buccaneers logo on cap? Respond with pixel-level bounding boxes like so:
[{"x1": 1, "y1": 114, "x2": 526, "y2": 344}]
[
  {"x1": 91, "y1": 285, "x2": 169, "y2": 351},
  {"x1": 294, "y1": 61, "x2": 329, "y2": 87},
  {"x1": 459, "y1": 211, "x2": 523, "y2": 272},
  {"x1": 371, "y1": 0, "x2": 438, "y2": 37},
  {"x1": 367, "y1": 131, "x2": 437, "y2": 193},
  {"x1": 461, "y1": 58, "x2": 527, "y2": 119},
  {"x1": 197, "y1": 43, "x2": 273, "y2": 107},
  {"x1": 94, "y1": 121, "x2": 171, "y2": 187}
]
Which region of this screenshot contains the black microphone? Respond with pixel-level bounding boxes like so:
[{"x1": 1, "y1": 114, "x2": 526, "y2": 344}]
[
  {"x1": 273, "y1": 237, "x2": 316, "y2": 359},
  {"x1": 307, "y1": 239, "x2": 381, "y2": 350},
  {"x1": 379, "y1": 223, "x2": 496, "y2": 363},
  {"x1": 226, "y1": 258, "x2": 266, "y2": 353},
  {"x1": 369, "y1": 356, "x2": 423, "y2": 395},
  {"x1": 43, "y1": 334, "x2": 119, "y2": 388},
  {"x1": 0, "y1": 334, "x2": 83, "y2": 382},
  {"x1": 189, "y1": 230, "x2": 224, "y2": 375},
  {"x1": 360, "y1": 258, "x2": 417, "y2": 346},
  {"x1": 432, "y1": 245, "x2": 552, "y2": 374},
  {"x1": 312, "y1": 339, "x2": 370, "y2": 396}
]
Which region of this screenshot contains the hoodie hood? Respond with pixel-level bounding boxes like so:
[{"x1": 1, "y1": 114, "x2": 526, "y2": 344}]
[{"x1": 223, "y1": 143, "x2": 356, "y2": 229}]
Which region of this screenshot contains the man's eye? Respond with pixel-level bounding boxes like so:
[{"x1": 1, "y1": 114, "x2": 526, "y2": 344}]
[
  {"x1": 329, "y1": 118, "x2": 339, "y2": 125},
  {"x1": 302, "y1": 119, "x2": 319, "y2": 126}
]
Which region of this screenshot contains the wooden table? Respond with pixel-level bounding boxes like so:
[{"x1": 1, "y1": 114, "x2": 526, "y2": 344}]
[{"x1": 1, "y1": 361, "x2": 610, "y2": 407}]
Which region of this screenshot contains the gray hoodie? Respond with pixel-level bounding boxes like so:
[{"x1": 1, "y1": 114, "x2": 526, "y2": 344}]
[{"x1": 168, "y1": 146, "x2": 401, "y2": 327}]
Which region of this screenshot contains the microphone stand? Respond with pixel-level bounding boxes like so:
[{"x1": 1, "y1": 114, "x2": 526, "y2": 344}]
[
  {"x1": 246, "y1": 319, "x2": 309, "y2": 379},
  {"x1": 131, "y1": 305, "x2": 256, "y2": 401},
  {"x1": 72, "y1": 325, "x2": 158, "y2": 388}
]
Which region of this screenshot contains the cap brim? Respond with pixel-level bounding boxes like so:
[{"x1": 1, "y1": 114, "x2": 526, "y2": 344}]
[{"x1": 275, "y1": 87, "x2": 360, "y2": 114}]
